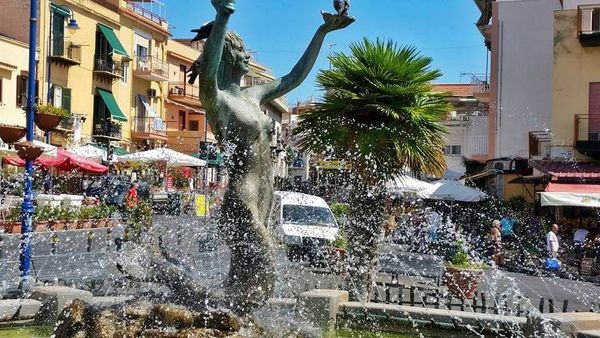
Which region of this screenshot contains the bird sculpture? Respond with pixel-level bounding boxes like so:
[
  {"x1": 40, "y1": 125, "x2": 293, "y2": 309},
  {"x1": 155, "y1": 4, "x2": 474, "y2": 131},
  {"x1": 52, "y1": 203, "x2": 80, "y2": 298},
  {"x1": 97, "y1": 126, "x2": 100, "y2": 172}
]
[
  {"x1": 333, "y1": 0, "x2": 350, "y2": 16},
  {"x1": 191, "y1": 21, "x2": 215, "y2": 42}
]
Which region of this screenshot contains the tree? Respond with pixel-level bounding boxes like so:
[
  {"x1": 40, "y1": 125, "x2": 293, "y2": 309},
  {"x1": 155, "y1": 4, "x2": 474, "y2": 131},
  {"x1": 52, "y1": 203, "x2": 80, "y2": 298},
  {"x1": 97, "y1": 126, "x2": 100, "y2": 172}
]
[{"x1": 294, "y1": 39, "x2": 449, "y2": 301}]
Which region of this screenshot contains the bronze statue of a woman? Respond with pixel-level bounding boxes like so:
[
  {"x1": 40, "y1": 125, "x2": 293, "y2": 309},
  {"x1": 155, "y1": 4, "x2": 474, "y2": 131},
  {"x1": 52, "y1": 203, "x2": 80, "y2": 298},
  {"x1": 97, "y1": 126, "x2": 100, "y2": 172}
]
[{"x1": 191, "y1": 0, "x2": 354, "y2": 313}]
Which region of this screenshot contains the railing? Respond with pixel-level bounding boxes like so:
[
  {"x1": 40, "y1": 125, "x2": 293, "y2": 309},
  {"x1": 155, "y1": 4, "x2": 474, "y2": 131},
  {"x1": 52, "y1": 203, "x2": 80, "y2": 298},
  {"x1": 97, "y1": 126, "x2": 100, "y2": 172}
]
[
  {"x1": 93, "y1": 121, "x2": 122, "y2": 139},
  {"x1": 470, "y1": 73, "x2": 490, "y2": 94},
  {"x1": 50, "y1": 38, "x2": 81, "y2": 64},
  {"x1": 578, "y1": 5, "x2": 600, "y2": 35},
  {"x1": 135, "y1": 55, "x2": 168, "y2": 77},
  {"x1": 528, "y1": 130, "x2": 551, "y2": 158},
  {"x1": 124, "y1": 0, "x2": 166, "y2": 25},
  {"x1": 168, "y1": 82, "x2": 200, "y2": 101},
  {"x1": 133, "y1": 117, "x2": 166, "y2": 135},
  {"x1": 574, "y1": 114, "x2": 600, "y2": 142},
  {"x1": 468, "y1": 136, "x2": 488, "y2": 156},
  {"x1": 58, "y1": 117, "x2": 74, "y2": 130},
  {"x1": 94, "y1": 56, "x2": 123, "y2": 77}
]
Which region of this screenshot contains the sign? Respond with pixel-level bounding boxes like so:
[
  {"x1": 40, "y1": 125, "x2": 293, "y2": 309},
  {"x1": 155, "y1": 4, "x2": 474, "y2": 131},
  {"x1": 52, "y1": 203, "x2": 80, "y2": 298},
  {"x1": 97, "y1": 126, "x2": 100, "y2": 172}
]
[{"x1": 195, "y1": 194, "x2": 207, "y2": 217}]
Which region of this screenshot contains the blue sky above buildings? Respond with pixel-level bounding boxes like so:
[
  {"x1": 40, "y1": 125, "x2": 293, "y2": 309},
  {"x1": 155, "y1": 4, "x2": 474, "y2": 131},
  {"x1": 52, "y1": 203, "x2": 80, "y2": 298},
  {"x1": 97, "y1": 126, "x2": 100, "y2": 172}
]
[{"x1": 161, "y1": 0, "x2": 487, "y2": 104}]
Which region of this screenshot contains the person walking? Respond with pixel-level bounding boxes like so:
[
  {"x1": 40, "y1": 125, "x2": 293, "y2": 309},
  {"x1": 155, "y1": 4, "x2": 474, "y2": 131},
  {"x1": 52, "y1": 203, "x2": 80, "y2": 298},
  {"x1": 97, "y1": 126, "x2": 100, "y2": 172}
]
[
  {"x1": 125, "y1": 182, "x2": 139, "y2": 210},
  {"x1": 490, "y1": 219, "x2": 503, "y2": 266},
  {"x1": 547, "y1": 224, "x2": 560, "y2": 258}
]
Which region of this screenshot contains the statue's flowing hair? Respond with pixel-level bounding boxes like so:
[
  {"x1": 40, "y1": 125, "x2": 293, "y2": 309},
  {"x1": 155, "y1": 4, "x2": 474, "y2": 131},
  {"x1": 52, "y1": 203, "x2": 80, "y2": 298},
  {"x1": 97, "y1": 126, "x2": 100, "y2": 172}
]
[{"x1": 216, "y1": 32, "x2": 245, "y2": 89}]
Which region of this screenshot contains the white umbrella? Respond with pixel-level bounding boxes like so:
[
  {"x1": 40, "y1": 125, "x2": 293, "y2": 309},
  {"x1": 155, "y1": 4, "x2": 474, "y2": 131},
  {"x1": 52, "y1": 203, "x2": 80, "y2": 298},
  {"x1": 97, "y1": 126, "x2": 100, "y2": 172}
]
[
  {"x1": 420, "y1": 179, "x2": 486, "y2": 202},
  {"x1": 386, "y1": 175, "x2": 433, "y2": 194},
  {"x1": 0, "y1": 140, "x2": 58, "y2": 157},
  {"x1": 115, "y1": 148, "x2": 206, "y2": 167},
  {"x1": 67, "y1": 144, "x2": 106, "y2": 162}
]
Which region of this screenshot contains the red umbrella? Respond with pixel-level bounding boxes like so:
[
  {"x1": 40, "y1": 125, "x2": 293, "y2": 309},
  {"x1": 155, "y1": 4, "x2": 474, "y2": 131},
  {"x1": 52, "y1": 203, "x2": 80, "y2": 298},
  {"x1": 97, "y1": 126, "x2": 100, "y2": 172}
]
[{"x1": 3, "y1": 149, "x2": 108, "y2": 174}]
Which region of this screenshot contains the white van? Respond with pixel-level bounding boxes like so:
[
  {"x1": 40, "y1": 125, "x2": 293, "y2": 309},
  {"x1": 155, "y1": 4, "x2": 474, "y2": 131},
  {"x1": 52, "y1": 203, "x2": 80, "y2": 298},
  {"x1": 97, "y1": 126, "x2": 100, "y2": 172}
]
[{"x1": 269, "y1": 191, "x2": 338, "y2": 261}]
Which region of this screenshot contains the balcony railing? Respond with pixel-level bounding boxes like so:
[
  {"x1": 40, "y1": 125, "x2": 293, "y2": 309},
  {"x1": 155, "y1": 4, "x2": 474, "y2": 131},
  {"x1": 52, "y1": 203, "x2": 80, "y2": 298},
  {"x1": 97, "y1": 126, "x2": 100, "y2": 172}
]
[
  {"x1": 124, "y1": 0, "x2": 166, "y2": 25},
  {"x1": 93, "y1": 56, "x2": 123, "y2": 80},
  {"x1": 133, "y1": 117, "x2": 166, "y2": 136},
  {"x1": 134, "y1": 55, "x2": 169, "y2": 81},
  {"x1": 50, "y1": 38, "x2": 81, "y2": 66},
  {"x1": 470, "y1": 74, "x2": 490, "y2": 94},
  {"x1": 57, "y1": 117, "x2": 75, "y2": 131},
  {"x1": 529, "y1": 130, "x2": 552, "y2": 159},
  {"x1": 578, "y1": 5, "x2": 600, "y2": 46},
  {"x1": 168, "y1": 82, "x2": 200, "y2": 102},
  {"x1": 574, "y1": 114, "x2": 600, "y2": 159},
  {"x1": 93, "y1": 121, "x2": 122, "y2": 140}
]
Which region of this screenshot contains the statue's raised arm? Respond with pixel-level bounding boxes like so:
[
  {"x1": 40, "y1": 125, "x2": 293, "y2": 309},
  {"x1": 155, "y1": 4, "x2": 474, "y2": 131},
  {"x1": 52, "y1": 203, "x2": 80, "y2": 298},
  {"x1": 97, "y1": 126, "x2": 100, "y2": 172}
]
[
  {"x1": 248, "y1": 12, "x2": 355, "y2": 104},
  {"x1": 193, "y1": 0, "x2": 236, "y2": 104}
]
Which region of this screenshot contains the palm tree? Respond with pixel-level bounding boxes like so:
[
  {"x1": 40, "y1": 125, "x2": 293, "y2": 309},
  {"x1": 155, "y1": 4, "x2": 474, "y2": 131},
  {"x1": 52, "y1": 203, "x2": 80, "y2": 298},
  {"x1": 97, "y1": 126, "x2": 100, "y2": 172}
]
[{"x1": 294, "y1": 39, "x2": 449, "y2": 301}]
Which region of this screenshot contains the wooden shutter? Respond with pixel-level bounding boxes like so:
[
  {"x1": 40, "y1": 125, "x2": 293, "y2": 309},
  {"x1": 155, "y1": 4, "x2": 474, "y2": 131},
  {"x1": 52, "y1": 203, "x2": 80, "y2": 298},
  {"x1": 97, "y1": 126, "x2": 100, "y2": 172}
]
[
  {"x1": 589, "y1": 82, "x2": 600, "y2": 134},
  {"x1": 62, "y1": 87, "x2": 71, "y2": 113},
  {"x1": 0, "y1": 77, "x2": 3, "y2": 103}
]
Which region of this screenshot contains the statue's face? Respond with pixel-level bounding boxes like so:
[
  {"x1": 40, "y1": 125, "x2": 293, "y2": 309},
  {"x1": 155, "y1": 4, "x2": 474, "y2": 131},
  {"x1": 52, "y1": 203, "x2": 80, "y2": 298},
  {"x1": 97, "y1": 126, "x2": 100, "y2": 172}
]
[{"x1": 233, "y1": 44, "x2": 250, "y2": 74}]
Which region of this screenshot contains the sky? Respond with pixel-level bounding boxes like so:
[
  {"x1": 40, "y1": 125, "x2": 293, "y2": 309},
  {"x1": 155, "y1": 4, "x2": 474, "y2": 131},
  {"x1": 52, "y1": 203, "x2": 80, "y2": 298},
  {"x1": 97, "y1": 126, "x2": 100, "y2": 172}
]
[{"x1": 159, "y1": 0, "x2": 488, "y2": 105}]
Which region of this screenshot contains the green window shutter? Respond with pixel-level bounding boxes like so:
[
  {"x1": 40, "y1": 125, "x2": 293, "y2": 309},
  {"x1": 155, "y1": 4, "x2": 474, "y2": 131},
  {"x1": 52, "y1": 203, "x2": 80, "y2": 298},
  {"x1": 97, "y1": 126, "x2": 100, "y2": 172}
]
[{"x1": 62, "y1": 87, "x2": 71, "y2": 113}]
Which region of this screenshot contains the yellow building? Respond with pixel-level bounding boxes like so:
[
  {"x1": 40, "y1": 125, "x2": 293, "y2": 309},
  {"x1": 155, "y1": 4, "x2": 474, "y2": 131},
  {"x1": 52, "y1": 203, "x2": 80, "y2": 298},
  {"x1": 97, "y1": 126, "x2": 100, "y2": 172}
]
[
  {"x1": 0, "y1": 0, "x2": 170, "y2": 151},
  {"x1": 552, "y1": 4, "x2": 600, "y2": 161},
  {"x1": 0, "y1": 34, "x2": 33, "y2": 130}
]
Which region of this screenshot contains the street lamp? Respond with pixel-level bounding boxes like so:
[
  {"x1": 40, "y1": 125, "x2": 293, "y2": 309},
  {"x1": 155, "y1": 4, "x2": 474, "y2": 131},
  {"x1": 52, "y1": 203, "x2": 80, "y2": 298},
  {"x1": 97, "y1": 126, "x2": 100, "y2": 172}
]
[{"x1": 20, "y1": 0, "x2": 39, "y2": 293}]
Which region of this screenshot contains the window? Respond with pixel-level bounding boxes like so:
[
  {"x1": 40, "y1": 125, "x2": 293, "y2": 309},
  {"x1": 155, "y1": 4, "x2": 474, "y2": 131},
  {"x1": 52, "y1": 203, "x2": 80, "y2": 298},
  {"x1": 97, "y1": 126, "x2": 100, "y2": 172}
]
[
  {"x1": 189, "y1": 120, "x2": 199, "y2": 131},
  {"x1": 95, "y1": 30, "x2": 112, "y2": 71},
  {"x1": 444, "y1": 145, "x2": 462, "y2": 155},
  {"x1": 121, "y1": 62, "x2": 128, "y2": 84},
  {"x1": 593, "y1": 8, "x2": 600, "y2": 32},
  {"x1": 16, "y1": 75, "x2": 38, "y2": 108},
  {"x1": 178, "y1": 110, "x2": 186, "y2": 131}
]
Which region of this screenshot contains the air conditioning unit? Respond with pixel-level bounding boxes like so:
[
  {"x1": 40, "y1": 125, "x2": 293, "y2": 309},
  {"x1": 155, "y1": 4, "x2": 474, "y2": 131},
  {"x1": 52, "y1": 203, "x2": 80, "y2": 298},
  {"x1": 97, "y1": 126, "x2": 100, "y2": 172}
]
[
  {"x1": 493, "y1": 162, "x2": 505, "y2": 171},
  {"x1": 147, "y1": 88, "x2": 157, "y2": 98}
]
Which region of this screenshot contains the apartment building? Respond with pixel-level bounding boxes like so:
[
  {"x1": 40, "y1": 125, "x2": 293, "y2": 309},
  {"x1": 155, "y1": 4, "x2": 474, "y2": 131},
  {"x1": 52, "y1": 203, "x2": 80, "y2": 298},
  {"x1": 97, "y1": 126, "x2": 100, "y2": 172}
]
[
  {"x1": 432, "y1": 84, "x2": 489, "y2": 179},
  {"x1": 551, "y1": 0, "x2": 600, "y2": 161},
  {"x1": 0, "y1": 34, "x2": 31, "y2": 130},
  {"x1": 0, "y1": 0, "x2": 170, "y2": 151}
]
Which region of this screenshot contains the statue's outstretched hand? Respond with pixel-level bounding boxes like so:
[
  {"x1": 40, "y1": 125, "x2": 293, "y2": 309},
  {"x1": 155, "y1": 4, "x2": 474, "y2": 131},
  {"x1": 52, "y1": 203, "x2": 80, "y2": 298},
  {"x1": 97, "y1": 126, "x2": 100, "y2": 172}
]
[
  {"x1": 211, "y1": 0, "x2": 235, "y2": 14},
  {"x1": 321, "y1": 11, "x2": 355, "y2": 32}
]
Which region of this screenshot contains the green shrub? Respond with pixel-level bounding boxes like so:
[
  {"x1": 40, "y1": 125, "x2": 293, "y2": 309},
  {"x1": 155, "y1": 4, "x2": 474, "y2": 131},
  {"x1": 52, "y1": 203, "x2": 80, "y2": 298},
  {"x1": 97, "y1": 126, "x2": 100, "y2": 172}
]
[
  {"x1": 447, "y1": 244, "x2": 486, "y2": 270},
  {"x1": 330, "y1": 203, "x2": 349, "y2": 219}
]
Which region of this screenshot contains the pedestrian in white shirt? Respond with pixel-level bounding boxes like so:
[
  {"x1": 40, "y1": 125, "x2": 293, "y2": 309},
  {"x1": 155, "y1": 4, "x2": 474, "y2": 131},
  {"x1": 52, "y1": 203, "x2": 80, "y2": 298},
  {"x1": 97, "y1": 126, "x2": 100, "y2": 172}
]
[{"x1": 547, "y1": 224, "x2": 559, "y2": 258}]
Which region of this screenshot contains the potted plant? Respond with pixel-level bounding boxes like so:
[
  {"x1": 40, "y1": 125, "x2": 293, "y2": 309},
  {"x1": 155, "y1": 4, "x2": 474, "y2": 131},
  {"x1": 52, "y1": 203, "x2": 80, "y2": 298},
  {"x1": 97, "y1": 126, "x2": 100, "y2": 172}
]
[
  {"x1": 92, "y1": 204, "x2": 109, "y2": 228},
  {"x1": 443, "y1": 245, "x2": 485, "y2": 299},
  {"x1": 1, "y1": 207, "x2": 22, "y2": 234},
  {"x1": 15, "y1": 141, "x2": 43, "y2": 161},
  {"x1": 77, "y1": 206, "x2": 94, "y2": 229},
  {"x1": 0, "y1": 124, "x2": 26, "y2": 144},
  {"x1": 34, "y1": 104, "x2": 69, "y2": 131}
]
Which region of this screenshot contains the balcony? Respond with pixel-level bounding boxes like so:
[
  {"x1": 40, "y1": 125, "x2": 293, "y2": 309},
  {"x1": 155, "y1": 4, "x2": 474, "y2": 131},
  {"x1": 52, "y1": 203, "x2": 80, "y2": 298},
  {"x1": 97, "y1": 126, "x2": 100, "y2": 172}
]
[
  {"x1": 529, "y1": 130, "x2": 552, "y2": 160},
  {"x1": 124, "y1": 0, "x2": 166, "y2": 25},
  {"x1": 49, "y1": 38, "x2": 81, "y2": 67},
  {"x1": 168, "y1": 82, "x2": 201, "y2": 107},
  {"x1": 471, "y1": 73, "x2": 490, "y2": 103},
  {"x1": 56, "y1": 117, "x2": 75, "y2": 132},
  {"x1": 93, "y1": 56, "x2": 123, "y2": 81},
  {"x1": 575, "y1": 114, "x2": 600, "y2": 159},
  {"x1": 134, "y1": 55, "x2": 169, "y2": 82},
  {"x1": 131, "y1": 116, "x2": 167, "y2": 141},
  {"x1": 579, "y1": 5, "x2": 600, "y2": 47},
  {"x1": 93, "y1": 121, "x2": 122, "y2": 141}
]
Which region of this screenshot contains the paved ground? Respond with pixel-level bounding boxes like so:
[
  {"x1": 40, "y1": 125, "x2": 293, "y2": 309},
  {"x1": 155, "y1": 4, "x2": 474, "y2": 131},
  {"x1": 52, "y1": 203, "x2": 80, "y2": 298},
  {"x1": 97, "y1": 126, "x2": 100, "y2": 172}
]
[{"x1": 1, "y1": 215, "x2": 599, "y2": 314}]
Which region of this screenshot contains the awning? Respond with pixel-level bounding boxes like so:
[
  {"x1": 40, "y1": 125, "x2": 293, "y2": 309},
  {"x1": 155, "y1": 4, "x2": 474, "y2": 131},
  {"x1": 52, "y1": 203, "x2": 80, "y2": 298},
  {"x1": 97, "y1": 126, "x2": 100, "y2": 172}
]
[
  {"x1": 138, "y1": 95, "x2": 157, "y2": 118},
  {"x1": 508, "y1": 174, "x2": 546, "y2": 184},
  {"x1": 4, "y1": 149, "x2": 108, "y2": 174},
  {"x1": 90, "y1": 144, "x2": 129, "y2": 156},
  {"x1": 539, "y1": 183, "x2": 600, "y2": 207},
  {"x1": 165, "y1": 99, "x2": 204, "y2": 114},
  {"x1": 50, "y1": 3, "x2": 71, "y2": 17},
  {"x1": 97, "y1": 23, "x2": 129, "y2": 57},
  {"x1": 530, "y1": 160, "x2": 600, "y2": 182},
  {"x1": 97, "y1": 88, "x2": 127, "y2": 122}
]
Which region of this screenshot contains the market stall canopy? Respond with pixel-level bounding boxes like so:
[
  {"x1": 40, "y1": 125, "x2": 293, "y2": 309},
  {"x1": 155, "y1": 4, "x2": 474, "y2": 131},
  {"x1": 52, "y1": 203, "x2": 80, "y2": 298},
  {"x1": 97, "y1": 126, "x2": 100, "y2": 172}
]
[
  {"x1": 3, "y1": 149, "x2": 108, "y2": 174},
  {"x1": 115, "y1": 148, "x2": 206, "y2": 167},
  {"x1": 0, "y1": 140, "x2": 58, "y2": 157},
  {"x1": 420, "y1": 179, "x2": 487, "y2": 202},
  {"x1": 67, "y1": 144, "x2": 106, "y2": 162},
  {"x1": 539, "y1": 183, "x2": 600, "y2": 208},
  {"x1": 386, "y1": 175, "x2": 433, "y2": 195}
]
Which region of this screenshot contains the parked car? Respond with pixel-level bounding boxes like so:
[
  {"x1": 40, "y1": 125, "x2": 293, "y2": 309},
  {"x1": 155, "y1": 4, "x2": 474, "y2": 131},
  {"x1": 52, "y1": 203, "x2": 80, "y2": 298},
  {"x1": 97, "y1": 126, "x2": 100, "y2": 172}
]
[{"x1": 269, "y1": 191, "x2": 339, "y2": 264}]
